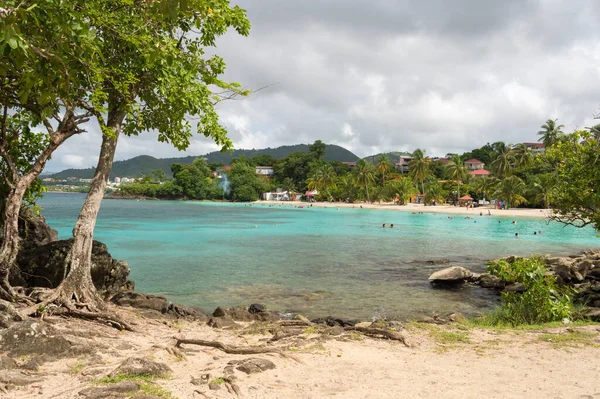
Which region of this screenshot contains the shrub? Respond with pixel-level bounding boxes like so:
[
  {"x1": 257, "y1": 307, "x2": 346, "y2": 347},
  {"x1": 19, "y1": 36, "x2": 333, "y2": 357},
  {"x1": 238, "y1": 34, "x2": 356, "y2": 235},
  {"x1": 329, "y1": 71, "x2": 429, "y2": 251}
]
[{"x1": 484, "y1": 256, "x2": 574, "y2": 325}]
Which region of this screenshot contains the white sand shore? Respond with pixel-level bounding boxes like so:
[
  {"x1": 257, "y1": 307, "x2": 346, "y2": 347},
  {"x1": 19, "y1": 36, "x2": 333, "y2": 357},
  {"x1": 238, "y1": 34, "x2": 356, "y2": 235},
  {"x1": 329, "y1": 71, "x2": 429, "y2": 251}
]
[{"x1": 254, "y1": 200, "x2": 553, "y2": 219}]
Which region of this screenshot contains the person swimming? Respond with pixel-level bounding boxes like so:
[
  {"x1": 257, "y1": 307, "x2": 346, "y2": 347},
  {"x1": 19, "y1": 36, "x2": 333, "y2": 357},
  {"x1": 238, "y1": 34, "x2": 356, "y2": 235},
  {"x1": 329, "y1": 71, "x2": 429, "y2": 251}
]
[
  {"x1": 390, "y1": 224, "x2": 394, "y2": 228},
  {"x1": 515, "y1": 233, "x2": 519, "y2": 238},
  {"x1": 383, "y1": 223, "x2": 386, "y2": 228},
  {"x1": 534, "y1": 231, "x2": 537, "y2": 235}
]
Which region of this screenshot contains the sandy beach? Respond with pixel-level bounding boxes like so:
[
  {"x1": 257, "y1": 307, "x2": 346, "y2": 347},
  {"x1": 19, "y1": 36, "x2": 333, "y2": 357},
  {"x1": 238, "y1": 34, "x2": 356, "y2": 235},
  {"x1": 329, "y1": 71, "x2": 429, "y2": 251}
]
[
  {"x1": 254, "y1": 200, "x2": 553, "y2": 219},
  {"x1": 8, "y1": 307, "x2": 599, "y2": 399}
]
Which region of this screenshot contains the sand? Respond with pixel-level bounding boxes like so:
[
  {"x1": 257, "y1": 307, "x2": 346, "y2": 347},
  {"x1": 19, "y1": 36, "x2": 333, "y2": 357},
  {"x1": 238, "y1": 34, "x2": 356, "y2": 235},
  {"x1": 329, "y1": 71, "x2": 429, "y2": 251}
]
[
  {"x1": 254, "y1": 200, "x2": 553, "y2": 219},
  {"x1": 10, "y1": 308, "x2": 600, "y2": 399}
]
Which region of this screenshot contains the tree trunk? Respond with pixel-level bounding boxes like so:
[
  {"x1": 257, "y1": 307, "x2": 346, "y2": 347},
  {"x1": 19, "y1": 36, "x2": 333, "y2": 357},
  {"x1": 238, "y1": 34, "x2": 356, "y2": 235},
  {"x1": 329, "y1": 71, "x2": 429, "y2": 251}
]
[
  {"x1": 57, "y1": 113, "x2": 123, "y2": 308},
  {"x1": 365, "y1": 184, "x2": 370, "y2": 203},
  {"x1": 0, "y1": 181, "x2": 28, "y2": 300},
  {"x1": 457, "y1": 182, "x2": 460, "y2": 206}
]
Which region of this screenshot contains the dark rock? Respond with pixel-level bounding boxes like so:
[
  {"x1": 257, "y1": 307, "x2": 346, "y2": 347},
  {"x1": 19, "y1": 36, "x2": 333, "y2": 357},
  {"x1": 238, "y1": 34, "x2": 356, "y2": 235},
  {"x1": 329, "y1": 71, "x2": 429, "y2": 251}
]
[
  {"x1": 0, "y1": 320, "x2": 94, "y2": 358},
  {"x1": 311, "y1": 316, "x2": 342, "y2": 327},
  {"x1": 109, "y1": 357, "x2": 172, "y2": 378},
  {"x1": 225, "y1": 306, "x2": 255, "y2": 322},
  {"x1": 503, "y1": 283, "x2": 525, "y2": 293},
  {"x1": 167, "y1": 304, "x2": 207, "y2": 321},
  {"x1": 248, "y1": 304, "x2": 266, "y2": 314},
  {"x1": 0, "y1": 356, "x2": 17, "y2": 370},
  {"x1": 112, "y1": 292, "x2": 168, "y2": 313},
  {"x1": 20, "y1": 355, "x2": 50, "y2": 371},
  {"x1": 0, "y1": 300, "x2": 23, "y2": 329},
  {"x1": 235, "y1": 358, "x2": 276, "y2": 374},
  {"x1": 428, "y1": 266, "x2": 473, "y2": 285},
  {"x1": 13, "y1": 239, "x2": 133, "y2": 300},
  {"x1": 581, "y1": 308, "x2": 600, "y2": 321},
  {"x1": 479, "y1": 273, "x2": 506, "y2": 289},
  {"x1": 208, "y1": 382, "x2": 221, "y2": 390},
  {"x1": 212, "y1": 306, "x2": 228, "y2": 317},
  {"x1": 254, "y1": 312, "x2": 280, "y2": 323},
  {"x1": 425, "y1": 259, "x2": 450, "y2": 264},
  {"x1": 207, "y1": 317, "x2": 241, "y2": 330},
  {"x1": 328, "y1": 326, "x2": 344, "y2": 336},
  {"x1": 0, "y1": 370, "x2": 43, "y2": 386},
  {"x1": 79, "y1": 381, "x2": 140, "y2": 398},
  {"x1": 14, "y1": 208, "x2": 58, "y2": 250}
]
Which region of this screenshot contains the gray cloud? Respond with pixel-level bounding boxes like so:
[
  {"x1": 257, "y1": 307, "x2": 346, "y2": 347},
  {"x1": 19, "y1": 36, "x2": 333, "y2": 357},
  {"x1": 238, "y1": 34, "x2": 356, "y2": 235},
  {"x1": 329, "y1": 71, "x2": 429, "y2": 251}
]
[{"x1": 47, "y1": 0, "x2": 600, "y2": 172}]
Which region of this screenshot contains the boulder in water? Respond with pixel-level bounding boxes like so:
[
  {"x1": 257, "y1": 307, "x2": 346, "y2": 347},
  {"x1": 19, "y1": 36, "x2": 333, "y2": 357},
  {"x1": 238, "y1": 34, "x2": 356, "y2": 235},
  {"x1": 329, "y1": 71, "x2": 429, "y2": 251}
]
[{"x1": 428, "y1": 266, "x2": 473, "y2": 285}]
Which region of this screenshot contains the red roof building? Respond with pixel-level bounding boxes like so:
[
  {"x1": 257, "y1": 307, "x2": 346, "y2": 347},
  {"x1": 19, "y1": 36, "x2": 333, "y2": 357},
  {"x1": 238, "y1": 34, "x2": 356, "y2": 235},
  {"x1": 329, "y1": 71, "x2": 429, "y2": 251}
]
[
  {"x1": 468, "y1": 169, "x2": 491, "y2": 177},
  {"x1": 465, "y1": 158, "x2": 485, "y2": 171}
]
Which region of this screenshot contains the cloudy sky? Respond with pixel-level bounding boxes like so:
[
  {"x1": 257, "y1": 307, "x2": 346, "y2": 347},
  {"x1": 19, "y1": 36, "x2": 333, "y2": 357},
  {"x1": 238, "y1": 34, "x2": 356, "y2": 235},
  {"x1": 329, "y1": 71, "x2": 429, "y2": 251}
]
[{"x1": 46, "y1": 0, "x2": 600, "y2": 172}]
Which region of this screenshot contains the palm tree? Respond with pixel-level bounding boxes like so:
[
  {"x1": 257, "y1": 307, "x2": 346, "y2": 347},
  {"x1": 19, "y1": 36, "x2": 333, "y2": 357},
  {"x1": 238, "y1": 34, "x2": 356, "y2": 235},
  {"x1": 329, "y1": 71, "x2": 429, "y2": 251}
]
[
  {"x1": 409, "y1": 149, "x2": 430, "y2": 196},
  {"x1": 424, "y1": 181, "x2": 446, "y2": 205},
  {"x1": 527, "y1": 173, "x2": 555, "y2": 209},
  {"x1": 512, "y1": 143, "x2": 533, "y2": 169},
  {"x1": 376, "y1": 155, "x2": 392, "y2": 186},
  {"x1": 307, "y1": 164, "x2": 337, "y2": 200},
  {"x1": 472, "y1": 176, "x2": 498, "y2": 203},
  {"x1": 495, "y1": 175, "x2": 527, "y2": 209},
  {"x1": 356, "y1": 159, "x2": 376, "y2": 203},
  {"x1": 538, "y1": 119, "x2": 565, "y2": 148},
  {"x1": 387, "y1": 177, "x2": 417, "y2": 205},
  {"x1": 446, "y1": 154, "x2": 466, "y2": 204},
  {"x1": 338, "y1": 175, "x2": 358, "y2": 203},
  {"x1": 281, "y1": 178, "x2": 297, "y2": 200},
  {"x1": 491, "y1": 145, "x2": 514, "y2": 178},
  {"x1": 589, "y1": 124, "x2": 600, "y2": 140}
]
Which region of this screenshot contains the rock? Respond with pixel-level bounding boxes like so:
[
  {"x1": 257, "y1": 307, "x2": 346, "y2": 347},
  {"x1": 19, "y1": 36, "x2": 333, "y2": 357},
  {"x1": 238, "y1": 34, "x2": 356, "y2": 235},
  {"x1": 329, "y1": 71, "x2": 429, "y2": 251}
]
[
  {"x1": 109, "y1": 357, "x2": 172, "y2": 378},
  {"x1": 354, "y1": 322, "x2": 372, "y2": 328},
  {"x1": 191, "y1": 373, "x2": 211, "y2": 386},
  {"x1": 166, "y1": 304, "x2": 207, "y2": 321},
  {"x1": 327, "y1": 326, "x2": 344, "y2": 336},
  {"x1": 0, "y1": 320, "x2": 94, "y2": 358},
  {"x1": 12, "y1": 208, "x2": 58, "y2": 250},
  {"x1": 226, "y1": 306, "x2": 255, "y2": 321},
  {"x1": 503, "y1": 283, "x2": 525, "y2": 293},
  {"x1": 428, "y1": 266, "x2": 473, "y2": 285},
  {"x1": 13, "y1": 239, "x2": 133, "y2": 300},
  {"x1": 425, "y1": 259, "x2": 450, "y2": 264},
  {"x1": 212, "y1": 306, "x2": 228, "y2": 317},
  {"x1": 581, "y1": 308, "x2": 600, "y2": 321},
  {"x1": 447, "y1": 313, "x2": 467, "y2": 323},
  {"x1": 235, "y1": 358, "x2": 276, "y2": 374},
  {"x1": 248, "y1": 304, "x2": 266, "y2": 314},
  {"x1": 479, "y1": 273, "x2": 506, "y2": 289},
  {"x1": 208, "y1": 382, "x2": 221, "y2": 390},
  {"x1": 311, "y1": 316, "x2": 342, "y2": 327},
  {"x1": 0, "y1": 356, "x2": 17, "y2": 370},
  {"x1": 79, "y1": 381, "x2": 141, "y2": 398},
  {"x1": 0, "y1": 300, "x2": 23, "y2": 329},
  {"x1": 0, "y1": 370, "x2": 43, "y2": 386},
  {"x1": 207, "y1": 317, "x2": 241, "y2": 330},
  {"x1": 112, "y1": 292, "x2": 169, "y2": 313}
]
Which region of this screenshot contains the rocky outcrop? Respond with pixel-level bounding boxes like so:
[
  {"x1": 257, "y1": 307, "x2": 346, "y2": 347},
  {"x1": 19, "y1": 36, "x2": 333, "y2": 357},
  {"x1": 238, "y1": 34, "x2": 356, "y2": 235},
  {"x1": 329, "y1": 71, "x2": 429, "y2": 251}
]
[
  {"x1": 109, "y1": 357, "x2": 172, "y2": 378},
  {"x1": 12, "y1": 239, "x2": 133, "y2": 300},
  {"x1": 211, "y1": 305, "x2": 279, "y2": 323},
  {"x1": 428, "y1": 266, "x2": 474, "y2": 285}
]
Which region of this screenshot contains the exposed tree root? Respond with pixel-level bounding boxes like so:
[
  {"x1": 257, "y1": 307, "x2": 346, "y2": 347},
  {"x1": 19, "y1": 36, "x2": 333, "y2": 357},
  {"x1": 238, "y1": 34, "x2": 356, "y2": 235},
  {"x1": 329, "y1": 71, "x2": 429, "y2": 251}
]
[
  {"x1": 56, "y1": 308, "x2": 135, "y2": 331},
  {"x1": 175, "y1": 338, "x2": 283, "y2": 354},
  {"x1": 344, "y1": 326, "x2": 411, "y2": 347}
]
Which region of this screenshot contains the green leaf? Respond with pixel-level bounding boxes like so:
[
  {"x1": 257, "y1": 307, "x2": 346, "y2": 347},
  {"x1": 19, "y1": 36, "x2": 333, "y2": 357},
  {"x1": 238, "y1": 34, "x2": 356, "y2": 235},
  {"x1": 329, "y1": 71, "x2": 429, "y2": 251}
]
[{"x1": 8, "y1": 38, "x2": 18, "y2": 49}]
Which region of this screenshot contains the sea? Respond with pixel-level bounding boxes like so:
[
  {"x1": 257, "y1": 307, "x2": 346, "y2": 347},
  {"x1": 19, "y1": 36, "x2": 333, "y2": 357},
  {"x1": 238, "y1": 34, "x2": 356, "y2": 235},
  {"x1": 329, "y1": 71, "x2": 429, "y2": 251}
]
[{"x1": 38, "y1": 193, "x2": 600, "y2": 321}]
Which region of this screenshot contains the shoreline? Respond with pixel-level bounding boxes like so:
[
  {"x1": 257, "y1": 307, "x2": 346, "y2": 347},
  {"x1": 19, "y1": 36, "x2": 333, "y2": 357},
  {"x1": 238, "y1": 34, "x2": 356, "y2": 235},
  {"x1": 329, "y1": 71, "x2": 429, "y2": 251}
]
[{"x1": 253, "y1": 199, "x2": 554, "y2": 219}]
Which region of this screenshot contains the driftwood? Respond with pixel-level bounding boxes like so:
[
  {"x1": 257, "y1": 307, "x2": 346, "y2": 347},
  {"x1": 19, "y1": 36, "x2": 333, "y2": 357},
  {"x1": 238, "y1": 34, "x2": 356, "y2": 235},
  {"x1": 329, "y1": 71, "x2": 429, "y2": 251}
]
[
  {"x1": 344, "y1": 327, "x2": 411, "y2": 347},
  {"x1": 175, "y1": 338, "x2": 283, "y2": 354}
]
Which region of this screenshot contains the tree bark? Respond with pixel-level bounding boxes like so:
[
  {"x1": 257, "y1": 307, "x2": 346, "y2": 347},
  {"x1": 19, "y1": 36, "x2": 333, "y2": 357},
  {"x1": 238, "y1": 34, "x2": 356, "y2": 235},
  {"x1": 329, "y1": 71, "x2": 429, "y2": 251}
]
[
  {"x1": 56, "y1": 110, "x2": 124, "y2": 308},
  {"x1": 0, "y1": 181, "x2": 28, "y2": 300}
]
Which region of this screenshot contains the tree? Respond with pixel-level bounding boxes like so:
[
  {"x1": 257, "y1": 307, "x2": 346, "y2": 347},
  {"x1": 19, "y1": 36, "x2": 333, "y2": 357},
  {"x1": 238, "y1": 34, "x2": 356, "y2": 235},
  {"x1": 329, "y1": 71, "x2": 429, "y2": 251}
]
[
  {"x1": 589, "y1": 124, "x2": 600, "y2": 140},
  {"x1": 376, "y1": 155, "x2": 393, "y2": 186},
  {"x1": 0, "y1": 2, "x2": 97, "y2": 300},
  {"x1": 355, "y1": 159, "x2": 376, "y2": 203},
  {"x1": 172, "y1": 159, "x2": 215, "y2": 199},
  {"x1": 526, "y1": 173, "x2": 555, "y2": 209},
  {"x1": 545, "y1": 131, "x2": 599, "y2": 231},
  {"x1": 472, "y1": 176, "x2": 497, "y2": 203},
  {"x1": 306, "y1": 164, "x2": 337, "y2": 200},
  {"x1": 309, "y1": 140, "x2": 326, "y2": 160},
  {"x1": 229, "y1": 163, "x2": 267, "y2": 202},
  {"x1": 424, "y1": 181, "x2": 446, "y2": 206},
  {"x1": 281, "y1": 178, "x2": 297, "y2": 200},
  {"x1": 36, "y1": 0, "x2": 251, "y2": 311},
  {"x1": 387, "y1": 177, "x2": 417, "y2": 205},
  {"x1": 491, "y1": 144, "x2": 514, "y2": 178},
  {"x1": 512, "y1": 143, "x2": 533, "y2": 169},
  {"x1": 538, "y1": 119, "x2": 565, "y2": 148},
  {"x1": 495, "y1": 175, "x2": 527, "y2": 209},
  {"x1": 446, "y1": 154, "x2": 466, "y2": 204},
  {"x1": 409, "y1": 149, "x2": 430, "y2": 196}
]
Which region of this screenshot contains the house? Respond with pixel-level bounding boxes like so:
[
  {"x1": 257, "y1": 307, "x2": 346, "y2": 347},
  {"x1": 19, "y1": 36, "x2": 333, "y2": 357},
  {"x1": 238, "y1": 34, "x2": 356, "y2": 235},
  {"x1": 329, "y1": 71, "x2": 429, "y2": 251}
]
[
  {"x1": 522, "y1": 142, "x2": 545, "y2": 154},
  {"x1": 255, "y1": 166, "x2": 274, "y2": 176},
  {"x1": 435, "y1": 157, "x2": 449, "y2": 165},
  {"x1": 464, "y1": 159, "x2": 485, "y2": 171},
  {"x1": 395, "y1": 156, "x2": 413, "y2": 174},
  {"x1": 468, "y1": 169, "x2": 491, "y2": 177},
  {"x1": 341, "y1": 161, "x2": 357, "y2": 169}
]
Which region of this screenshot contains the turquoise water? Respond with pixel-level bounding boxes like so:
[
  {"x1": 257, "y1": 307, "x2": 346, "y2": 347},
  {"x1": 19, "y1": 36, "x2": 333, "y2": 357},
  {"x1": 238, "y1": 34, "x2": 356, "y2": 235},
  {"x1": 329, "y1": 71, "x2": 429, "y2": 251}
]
[{"x1": 39, "y1": 193, "x2": 599, "y2": 320}]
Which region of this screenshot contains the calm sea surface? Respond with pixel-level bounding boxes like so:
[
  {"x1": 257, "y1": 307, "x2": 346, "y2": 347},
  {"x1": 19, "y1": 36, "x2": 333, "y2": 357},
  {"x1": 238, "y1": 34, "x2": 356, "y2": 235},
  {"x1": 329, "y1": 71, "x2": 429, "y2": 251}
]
[{"x1": 39, "y1": 193, "x2": 600, "y2": 320}]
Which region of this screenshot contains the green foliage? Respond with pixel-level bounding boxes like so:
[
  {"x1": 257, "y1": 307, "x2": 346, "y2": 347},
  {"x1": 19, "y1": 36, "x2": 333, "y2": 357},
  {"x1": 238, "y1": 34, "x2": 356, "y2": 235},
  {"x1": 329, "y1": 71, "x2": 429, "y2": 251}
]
[
  {"x1": 544, "y1": 131, "x2": 600, "y2": 232},
  {"x1": 485, "y1": 256, "x2": 574, "y2": 326},
  {"x1": 538, "y1": 119, "x2": 565, "y2": 148},
  {"x1": 409, "y1": 149, "x2": 430, "y2": 194},
  {"x1": 228, "y1": 162, "x2": 268, "y2": 201}
]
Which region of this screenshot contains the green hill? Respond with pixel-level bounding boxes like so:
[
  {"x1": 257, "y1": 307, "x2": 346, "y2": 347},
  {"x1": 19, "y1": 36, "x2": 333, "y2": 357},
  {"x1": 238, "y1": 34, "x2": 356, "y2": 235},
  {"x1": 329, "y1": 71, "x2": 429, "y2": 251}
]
[
  {"x1": 51, "y1": 144, "x2": 359, "y2": 179},
  {"x1": 362, "y1": 151, "x2": 412, "y2": 164}
]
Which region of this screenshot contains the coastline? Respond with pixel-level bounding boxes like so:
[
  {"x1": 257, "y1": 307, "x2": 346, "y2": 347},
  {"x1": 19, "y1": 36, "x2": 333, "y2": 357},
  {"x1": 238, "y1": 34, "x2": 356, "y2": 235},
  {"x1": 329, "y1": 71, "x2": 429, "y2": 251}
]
[{"x1": 253, "y1": 200, "x2": 554, "y2": 219}]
